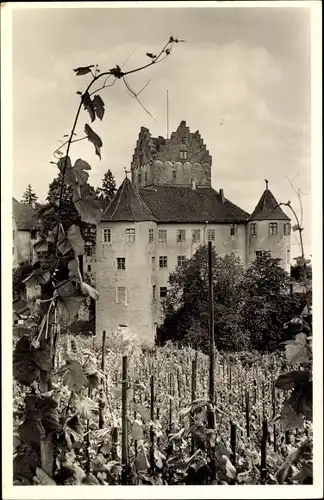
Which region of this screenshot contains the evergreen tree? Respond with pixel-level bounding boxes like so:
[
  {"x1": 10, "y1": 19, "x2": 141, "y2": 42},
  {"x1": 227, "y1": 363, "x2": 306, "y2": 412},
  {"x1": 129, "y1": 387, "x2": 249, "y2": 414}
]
[
  {"x1": 21, "y1": 184, "x2": 38, "y2": 206},
  {"x1": 98, "y1": 169, "x2": 116, "y2": 210}
]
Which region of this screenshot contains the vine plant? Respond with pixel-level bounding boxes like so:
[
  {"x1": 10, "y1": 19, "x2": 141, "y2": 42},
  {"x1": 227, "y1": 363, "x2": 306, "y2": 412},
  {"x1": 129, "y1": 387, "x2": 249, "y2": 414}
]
[{"x1": 13, "y1": 36, "x2": 183, "y2": 485}]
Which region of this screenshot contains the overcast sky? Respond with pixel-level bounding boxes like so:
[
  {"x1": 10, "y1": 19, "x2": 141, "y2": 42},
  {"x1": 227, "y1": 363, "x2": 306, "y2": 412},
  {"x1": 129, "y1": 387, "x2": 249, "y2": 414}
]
[{"x1": 12, "y1": 4, "x2": 312, "y2": 259}]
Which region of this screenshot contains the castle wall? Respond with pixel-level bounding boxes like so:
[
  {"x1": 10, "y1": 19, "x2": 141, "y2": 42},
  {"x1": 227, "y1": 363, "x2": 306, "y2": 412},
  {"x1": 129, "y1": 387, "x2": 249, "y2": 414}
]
[{"x1": 247, "y1": 220, "x2": 291, "y2": 272}]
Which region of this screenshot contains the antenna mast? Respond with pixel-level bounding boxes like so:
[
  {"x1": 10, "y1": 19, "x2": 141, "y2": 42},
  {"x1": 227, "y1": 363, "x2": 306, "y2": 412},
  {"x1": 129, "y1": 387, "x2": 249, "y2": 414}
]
[{"x1": 167, "y1": 90, "x2": 169, "y2": 139}]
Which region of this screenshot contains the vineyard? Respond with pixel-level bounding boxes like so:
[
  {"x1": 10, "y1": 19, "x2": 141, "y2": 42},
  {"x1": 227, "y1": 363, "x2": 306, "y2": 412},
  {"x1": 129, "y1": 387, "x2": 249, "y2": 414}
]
[{"x1": 13, "y1": 330, "x2": 313, "y2": 486}]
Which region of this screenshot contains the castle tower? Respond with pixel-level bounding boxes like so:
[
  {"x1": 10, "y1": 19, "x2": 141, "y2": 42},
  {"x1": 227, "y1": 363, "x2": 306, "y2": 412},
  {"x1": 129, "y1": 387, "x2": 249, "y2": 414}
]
[
  {"x1": 95, "y1": 175, "x2": 158, "y2": 344},
  {"x1": 131, "y1": 121, "x2": 212, "y2": 190},
  {"x1": 247, "y1": 180, "x2": 291, "y2": 272}
]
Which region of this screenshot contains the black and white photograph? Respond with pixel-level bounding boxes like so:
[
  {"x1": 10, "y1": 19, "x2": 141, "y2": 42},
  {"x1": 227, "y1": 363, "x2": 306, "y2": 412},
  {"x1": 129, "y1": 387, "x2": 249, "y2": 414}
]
[{"x1": 1, "y1": 1, "x2": 322, "y2": 498}]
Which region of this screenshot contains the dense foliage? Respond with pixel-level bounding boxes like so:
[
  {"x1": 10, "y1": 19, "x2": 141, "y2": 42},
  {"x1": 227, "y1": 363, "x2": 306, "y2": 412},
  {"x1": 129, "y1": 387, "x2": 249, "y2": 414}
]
[{"x1": 157, "y1": 248, "x2": 307, "y2": 353}]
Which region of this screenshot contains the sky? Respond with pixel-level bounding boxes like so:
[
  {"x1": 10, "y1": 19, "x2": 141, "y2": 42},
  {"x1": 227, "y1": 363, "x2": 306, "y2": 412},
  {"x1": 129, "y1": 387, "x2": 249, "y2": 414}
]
[{"x1": 11, "y1": 3, "x2": 312, "y2": 260}]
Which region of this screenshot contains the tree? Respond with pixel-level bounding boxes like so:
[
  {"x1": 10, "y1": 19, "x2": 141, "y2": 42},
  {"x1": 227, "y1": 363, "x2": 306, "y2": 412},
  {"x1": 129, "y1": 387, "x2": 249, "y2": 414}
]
[
  {"x1": 157, "y1": 245, "x2": 249, "y2": 352},
  {"x1": 97, "y1": 169, "x2": 117, "y2": 210},
  {"x1": 240, "y1": 252, "x2": 306, "y2": 352},
  {"x1": 21, "y1": 184, "x2": 38, "y2": 206},
  {"x1": 291, "y1": 256, "x2": 312, "y2": 283}
]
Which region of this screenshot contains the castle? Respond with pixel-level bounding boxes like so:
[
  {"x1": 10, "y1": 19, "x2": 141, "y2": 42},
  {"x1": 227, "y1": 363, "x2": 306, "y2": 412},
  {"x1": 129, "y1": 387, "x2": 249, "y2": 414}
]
[{"x1": 95, "y1": 121, "x2": 291, "y2": 344}]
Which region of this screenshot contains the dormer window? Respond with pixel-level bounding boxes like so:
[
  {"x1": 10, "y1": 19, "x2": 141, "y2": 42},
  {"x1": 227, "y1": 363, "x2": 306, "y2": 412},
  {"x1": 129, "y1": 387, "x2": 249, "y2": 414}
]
[
  {"x1": 180, "y1": 150, "x2": 188, "y2": 160},
  {"x1": 138, "y1": 172, "x2": 142, "y2": 184}
]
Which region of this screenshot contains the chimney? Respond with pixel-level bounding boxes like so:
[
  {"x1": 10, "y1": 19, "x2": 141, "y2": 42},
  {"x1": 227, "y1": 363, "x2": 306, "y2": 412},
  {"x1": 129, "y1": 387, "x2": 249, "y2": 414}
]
[{"x1": 219, "y1": 189, "x2": 225, "y2": 202}]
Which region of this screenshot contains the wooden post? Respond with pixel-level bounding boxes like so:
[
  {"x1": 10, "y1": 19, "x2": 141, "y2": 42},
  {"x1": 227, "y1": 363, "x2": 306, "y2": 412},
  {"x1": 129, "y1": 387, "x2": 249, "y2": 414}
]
[
  {"x1": 245, "y1": 390, "x2": 250, "y2": 438},
  {"x1": 121, "y1": 355, "x2": 128, "y2": 466},
  {"x1": 168, "y1": 372, "x2": 173, "y2": 457},
  {"x1": 260, "y1": 420, "x2": 268, "y2": 484},
  {"x1": 272, "y1": 381, "x2": 277, "y2": 452},
  {"x1": 191, "y1": 354, "x2": 197, "y2": 454},
  {"x1": 150, "y1": 374, "x2": 155, "y2": 473},
  {"x1": 99, "y1": 331, "x2": 106, "y2": 429},
  {"x1": 111, "y1": 426, "x2": 118, "y2": 461},
  {"x1": 230, "y1": 422, "x2": 237, "y2": 466},
  {"x1": 208, "y1": 241, "x2": 215, "y2": 406}
]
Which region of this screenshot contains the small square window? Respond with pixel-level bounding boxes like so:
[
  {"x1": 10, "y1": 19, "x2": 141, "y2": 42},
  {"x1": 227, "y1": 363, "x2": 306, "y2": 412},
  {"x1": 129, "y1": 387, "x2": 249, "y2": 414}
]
[
  {"x1": 230, "y1": 224, "x2": 237, "y2": 236},
  {"x1": 255, "y1": 250, "x2": 264, "y2": 259},
  {"x1": 159, "y1": 256, "x2": 168, "y2": 268},
  {"x1": 284, "y1": 223, "x2": 291, "y2": 236},
  {"x1": 85, "y1": 244, "x2": 92, "y2": 257},
  {"x1": 149, "y1": 228, "x2": 154, "y2": 242},
  {"x1": 116, "y1": 286, "x2": 127, "y2": 305},
  {"x1": 152, "y1": 256, "x2": 156, "y2": 268},
  {"x1": 172, "y1": 170, "x2": 176, "y2": 179},
  {"x1": 269, "y1": 223, "x2": 278, "y2": 236},
  {"x1": 152, "y1": 285, "x2": 156, "y2": 300},
  {"x1": 250, "y1": 223, "x2": 257, "y2": 236},
  {"x1": 180, "y1": 150, "x2": 188, "y2": 160},
  {"x1": 87, "y1": 264, "x2": 92, "y2": 272},
  {"x1": 176, "y1": 229, "x2": 186, "y2": 242},
  {"x1": 158, "y1": 230, "x2": 167, "y2": 242},
  {"x1": 207, "y1": 229, "x2": 215, "y2": 241},
  {"x1": 160, "y1": 287, "x2": 167, "y2": 298},
  {"x1": 177, "y1": 255, "x2": 186, "y2": 267},
  {"x1": 192, "y1": 229, "x2": 201, "y2": 243},
  {"x1": 103, "y1": 228, "x2": 111, "y2": 243},
  {"x1": 30, "y1": 230, "x2": 37, "y2": 240},
  {"x1": 117, "y1": 257, "x2": 126, "y2": 270},
  {"x1": 125, "y1": 228, "x2": 135, "y2": 242}
]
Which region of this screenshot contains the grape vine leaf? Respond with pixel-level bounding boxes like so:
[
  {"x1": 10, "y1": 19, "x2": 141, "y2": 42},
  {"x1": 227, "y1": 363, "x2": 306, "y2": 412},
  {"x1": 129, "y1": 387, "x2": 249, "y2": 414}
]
[
  {"x1": 82, "y1": 91, "x2": 96, "y2": 122},
  {"x1": 59, "y1": 359, "x2": 87, "y2": 391},
  {"x1": 154, "y1": 448, "x2": 166, "y2": 469},
  {"x1": 222, "y1": 455, "x2": 236, "y2": 480},
  {"x1": 56, "y1": 280, "x2": 84, "y2": 325},
  {"x1": 36, "y1": 467, "x2": 56, "y2": 485},
  {"x1": 135, "y1": 442, "x2": 149, "y2": 471},
  {"x1": 84, "y1": 123, "x2": 103, "y2": 159},
  {"x1": 276, "y1": 371, "x2": 311, "y2": 391},
  {"x1": 73, "y1": 158, "x2": 91, "y2": 185},
  {"x1": 279, "y1": 400, "x2": 304, "y2": 430},
  {"x1": 66, "y1": 225, "x2": 85, "y2": 256},
  {"x1": 73, "y1": 65, "x2": 94, "y2": 76},
  {"x1": 93, "y1": 95, "x2": 105, "y2": 120},
  {"x1": 130, "y1": 420, "x2": 144, "y2": 441},
  {"x1": 285, "y1": 333, "x2": 312, "y2": 365},
  {"x1": 80, "y1": 281, "x2": 99, "y2": 300},
  {"x1": 72, "y1": 183, "x2": 102, "y2": 226},
  {"x1": 275, "y1": 438, "x2": 311, "y2": 484},
  {"x1": 58, "y1": 156, "x2": 91, "y2": 187},
  {"x1": 47, "y1": 223, "x2": 72, "y2": 256},
  {"x1": 23, "y1": 268, "x2": 51, "y2": 288},
  {"x1": 19, "y1": 417, "x2": 45, "y2": 444},
  {"x1": 74, "y1": 395, "x2": 98, "y2": 420}
]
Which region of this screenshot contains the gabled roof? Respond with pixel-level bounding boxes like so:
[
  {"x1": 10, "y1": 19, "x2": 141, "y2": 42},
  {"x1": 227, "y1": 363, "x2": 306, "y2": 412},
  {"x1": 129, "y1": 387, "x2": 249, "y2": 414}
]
[
  {"x1": 248, "y1": 188, "x2": 290, "y2": 221},
  {"x1": 139, "y1": 185, "x2": 249, "y2": 223},
  {"x1": 102, "y1": 177, "x2": 157, "y2": 222},
  {"x1": 12, "y1": 198, "x2": 39, "y2": 230}
]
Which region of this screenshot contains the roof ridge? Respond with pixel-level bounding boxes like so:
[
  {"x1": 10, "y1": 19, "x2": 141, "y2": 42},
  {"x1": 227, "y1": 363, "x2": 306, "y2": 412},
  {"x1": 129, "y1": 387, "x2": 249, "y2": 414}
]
[{"x1": 110, "y1": 177, "x2": 127, "y2": 220}]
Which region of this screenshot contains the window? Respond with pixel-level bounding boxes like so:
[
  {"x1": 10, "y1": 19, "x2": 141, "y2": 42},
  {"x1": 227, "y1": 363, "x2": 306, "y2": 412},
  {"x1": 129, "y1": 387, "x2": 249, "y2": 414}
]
[
  {"x1": 207, "y1": 229, "x2": 215, "y2": 241},
  {"x1": 178, "y1": 255, "x2": 186, "y2": 266},
  {"x1": 87, "y1": 264, "x2": 92, "y2": 272},
  {"x1": 269, "y1": 223, "x2": 278, "y2": 235},
  {"x1": 158, "y1": 229, "x2": 167, "y2": 242},
  {"x1": 230, "y1": 224, "x2": 237, "y2": 236},
  {"x1": 103, "y1": 228, "x2": 111, "y2": 243},
  {"x1": 250, "y1": 223, "x2": 257, "y2": 236},
  {"x1": 180, "y1": 150, "x2": 188, "y2": 160},
  {"x1": 172, "y1": 170, "x2": 176, "y2": 179},
  {"x1": 125, "y1": 228, "x2": 135, "y2": 242},
  {"x1": 138, "y1": 172, "x2": 142, "y2": 184},
  {"x1": 117, "y1": 257, "x2": 126, "y2": 270},
  {"x1": 192, "y1": 229, "x2": 201, "y2": 243},
  {"x1": 159, "y1": 256, "x2": 168, "y2": 268},
  {"x1": 176, "y1": 229, "x2": 186, "y2": 242},
  {"x1": 284, "y1": 223, "x2": 291, "y2": 236},
  {"x1": 149, "y1": 229, "x2": 154, "y2": 242},
  {"x1": 116, "y1": 286, "x2": 127, "y2": 305},
  {"x1": 152, "y1": 256, "x2": 156, "y2": 268},
  {"x1": 255, "y1": 250, "x2": 263, "y2": 259},
  {"x1": 152, "y1": 285, "x2": 156, "y2": 300},
  {"x1": 85, "y1": 244, "x2": 92, "y2": 257},
  {"x1": 30, "y1": 230, "x2": 37, "y2": 240},
  {"x1": 160, "y1": 287, "x2": 167, "y2": 298},
  {"x1": 144, "y1": 172, "x2": 148, "y2": 184}
]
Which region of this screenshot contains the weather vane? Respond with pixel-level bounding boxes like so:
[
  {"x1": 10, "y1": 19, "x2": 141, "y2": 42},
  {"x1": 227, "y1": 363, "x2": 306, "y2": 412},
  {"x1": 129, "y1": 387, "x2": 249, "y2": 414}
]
[{"x1": 124, "y1": 167, "x2": 131, "y2": 177}]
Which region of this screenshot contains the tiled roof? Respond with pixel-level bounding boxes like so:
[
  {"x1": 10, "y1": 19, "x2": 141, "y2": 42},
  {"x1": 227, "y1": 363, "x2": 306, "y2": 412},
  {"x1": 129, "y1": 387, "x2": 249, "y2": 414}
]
[
  {"x1": 139, "y1": 185, "x2": 249, "y2": 223},
  {"x1": 248, "y1": 189, "x2": 290, "y2": 221},
  {"x1": 12, "y1": 198, "x2": 39, "y2": 230},
  {"x1": 102, "y1": 177, "x2": 157, "y2": 222}
]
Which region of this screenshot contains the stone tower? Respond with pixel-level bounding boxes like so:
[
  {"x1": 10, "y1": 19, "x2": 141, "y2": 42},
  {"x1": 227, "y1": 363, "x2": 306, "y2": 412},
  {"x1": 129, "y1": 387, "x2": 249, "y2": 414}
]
[
  {"x1": 247, "y1": 180, "x2": 291, "y2": 272},
  {"x1": 96, "y1": 175, "x2": 158, "y2": 344},
  {"x1": 131, "y1": 121, "x2": 212, "y2": 189}
]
